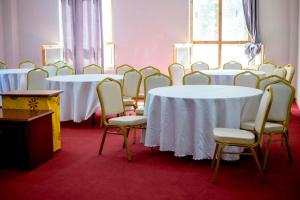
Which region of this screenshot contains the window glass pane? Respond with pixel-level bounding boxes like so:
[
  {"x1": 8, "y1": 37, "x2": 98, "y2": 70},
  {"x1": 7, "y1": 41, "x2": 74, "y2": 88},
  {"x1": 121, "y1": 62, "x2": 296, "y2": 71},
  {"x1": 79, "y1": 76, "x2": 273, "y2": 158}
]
[
  {"x1": 102, "y1": 0, "x2": 112, "y2": 43},
  {"x1": 193, "y1": 0, "x2": 219, "y2": 41},
  {"x1": 221, "y1": 44, "x2": 248, "y2": 67},
  {"x1": 192, "y1": 44, "x2": 218, "y2": 68},
  {"x1": 222, "y1": 0, "x2": 248, "y2": 41}
]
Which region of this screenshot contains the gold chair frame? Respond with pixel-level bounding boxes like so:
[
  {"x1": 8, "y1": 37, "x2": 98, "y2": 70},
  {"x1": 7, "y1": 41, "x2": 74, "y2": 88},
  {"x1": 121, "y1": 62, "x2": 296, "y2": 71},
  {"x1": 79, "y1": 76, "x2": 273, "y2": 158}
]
[
  {"x1": 233, "y1": 71, "x2": 260, "y2": 88},
  {"x1": 182, "y1": 71, "x2": 211, "y2": 85},
  {"x1": 83, "y1": 64, "x2": 104, "y2": 74},
  {"x1": 168, "y1": 62, "x2": 185, "y2": 85},
  {"x1": 56, "y1": 65, "x2": 75, "y2": 75},
  {"x1": 190, "y1": 61, "x2": 209, "y2": 72},
  {"x1": 27, "y1": 68, "x2": 49, "y2": 90},
  {"x1": 0, "y1": 60, "x2": 8, "y2": 69},
  {"x1": 19, "y1": 60, "x2": 36, "y2": 68},
  {"x1": 223, "y1": 61, "x2": 242, "y2": 70},
  {"x1": 284, "y1": 64, "x2": 295, "y2": 83},
  {"x1": 115, "y1": 64, "x2": 134, "y2": 75},
  {"x1": 258, "y1": 75, "x2": 285, "y2": 90}
]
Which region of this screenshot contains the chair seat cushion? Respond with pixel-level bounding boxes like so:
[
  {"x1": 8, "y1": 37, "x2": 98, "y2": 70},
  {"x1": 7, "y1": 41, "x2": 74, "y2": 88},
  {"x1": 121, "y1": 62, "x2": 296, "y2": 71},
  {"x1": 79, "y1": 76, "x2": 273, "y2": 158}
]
[
  {"x1": 108, "y1": 115, "x2": 147, "y2": 126},
  {"x1": 135, "y1": 107, "x2": 144, "y2": 115},
  {"x1": 123, "y1": 98, "x2": 135, "y2": 106},
  {"x1": 241, "y1": 121, "x2": 284, "y2": 133},
  {"x1": 213, "y1": 128, "x2": 255, "y2": 145}
]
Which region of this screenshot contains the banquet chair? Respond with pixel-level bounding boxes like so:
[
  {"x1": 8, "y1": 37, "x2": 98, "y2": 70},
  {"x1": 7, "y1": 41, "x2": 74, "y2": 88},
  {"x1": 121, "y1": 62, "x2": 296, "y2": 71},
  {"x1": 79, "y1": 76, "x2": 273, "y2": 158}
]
[
  {"x1": 284, "y1": 64, "x2": 295, "y2": 83},
  {"x1": 56, "y1": 65, "x2": 74, "y2": 76},
  {"x1": 211, "y1": 88, "x2": 272, "y2": 183},
  {"x1": 0, "y1": 60, "x2": 8, "y2": 69},
  {"x1": 233, "y1": 71, "x2": 260, "y2": 88},
  {"x1": 96, "y1": 78, "x2": 147, "y2": 161},
  {"x1": 43, "y1": 64, "x2": 58, "y2": 77},
  {"x1": 223, "y1": 61, "x2": 242, "y2": 70},
  {"x1": 27, "y1": 68, "x2": 49, "y2": 90},
  {"x1": 183, "y1": 71, "x2": 211, "y2": 85},
  {"x1": 138, "y1": 66, "x2": 160, "y2": 99},
  {"x1": 19, "y1": 60, "x2": 36, "y2": 68},
  {"x1": 272, "y1": 67, "x2": 287, "y2": 78},
  {"x1": 258, "y1": 63, "x2": 277, "y2": 76},
  {"x1": 191, "y1": 61, "x2": 209, "y2": 72},
  {"x1": 83, "y1": 64, "x2": 104, "y2": 74},
  {"x1": 54, "y1": 60, "x2": 67, "y2": 68},
  {"x1": 241, "y1": 79, "x2": 295, "y2": 170},
  {"x1": 122, "y1": 69, "x2": 142, "y2": 111},
  {"x1": 115, "y1": 64, "x2": 133, "y2": 75},
  {"x1": 258, "y1": 75, "x2": 283, "y2": 90},
  {"x1": 168, "y1": 63, "x2": 185, "y2": 85}
]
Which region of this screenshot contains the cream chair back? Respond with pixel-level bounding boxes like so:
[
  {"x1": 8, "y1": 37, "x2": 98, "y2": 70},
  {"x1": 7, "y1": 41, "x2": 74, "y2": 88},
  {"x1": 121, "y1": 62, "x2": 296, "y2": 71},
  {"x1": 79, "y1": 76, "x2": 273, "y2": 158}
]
[
  {"x1": 27, "y1": 68, "x2": 49, "y2": 90},
  {"x1": 123, "y1": 69, "x2": 142, "y2": 98},
  {"x1": 43, "y1": 64, "x2": 57, "y2": 77},
  {"x1": 234, "y1": 71, "x2": 259, "y2": 88},
  {"x1": 54, "y1": 61, "x2": 67, "y2": 68},
  {"x1": 284, "y1": 64, "x2": 295, "y2": 83},
  {"x1": 96, "y1": 78, "x2": 124, "y2": 116},
  {"x1": 265, "y1": 80, "x2": 295, "y2": 124},
  {"x1": 139, "y1": 66, "x2": 160, "y2": 97},
  {"x1": 116, "y1": 64, "x2": 133, "y2": 75},
  {"x1": 258, "y1": 75, "x2": 283, "y2": 90},
  {"x1": 272, "y1": 67, "x2": 287, "y2": 78},
  {"x1": 258, "y1": 63, "x2": 277, "y2": 76},
  {"x1": 19, "y1": 60, "x2": 35, "y2": 68},
  {"x1": 144, "y1": 73, "x2": 172, "y2": 102},
  {"x1": 83, "y1": 64, "x2": 104, "y2": 74},
  {"x1": 254, "y1": 89, "x2": 272, "y2": 139},
  {"x1": 56, "y1": 66, "x2": 74, "y2": 76},
  {"x1": 168, "y1": 63, "x2": 185, "y2": 85},
  {"x1": 223, "y1": 61, "x2": 242, "y2": 70},
  {"x1": 191, "y1": 61, "x2": 209, "y2": 72},
  {"x1": 183, "y1": 71, "x2": 211, "y2": 85},
  {"x1": 0, "y1": 60, "x2": 7, "y2": 69}
]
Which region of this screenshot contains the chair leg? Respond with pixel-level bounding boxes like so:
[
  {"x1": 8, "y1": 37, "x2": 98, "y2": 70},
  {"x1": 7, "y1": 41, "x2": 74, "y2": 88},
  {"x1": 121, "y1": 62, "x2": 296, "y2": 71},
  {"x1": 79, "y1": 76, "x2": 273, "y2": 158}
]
[
  {"x1": 133, "y1": 128, "x2": 137, "y2": 144},
  {"x1": 283, "y1": 132, "x2": 293, "y2": 164},
  {"x1": 92, "y1": 113, "x2": 96, "y2": 127},
  {"x1": 212, "y1": 145, "x2": 223, "y2": 183},
  {"x1": 211, "y1": 143, "x2": 219, "y2": 170},
  {"x1": 121, "y1": 127, "x2": 132, "y2": 161},
  {"x1": 251, "y1": 147, "x2": 262, "y2": 173},
  {"x1": 263, "y1": 135, "x2": 273, "y2": 171},
  {"x1": 99, "y1": 127, "x2": 108, "y2": 155}
]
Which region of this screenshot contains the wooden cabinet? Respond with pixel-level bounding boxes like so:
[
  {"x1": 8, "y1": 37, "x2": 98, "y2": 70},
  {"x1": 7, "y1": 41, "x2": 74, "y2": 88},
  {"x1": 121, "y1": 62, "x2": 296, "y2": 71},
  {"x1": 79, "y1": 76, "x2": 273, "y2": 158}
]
[{"x1": 0, "y1": 109, "x2": 53, "y2": 170}]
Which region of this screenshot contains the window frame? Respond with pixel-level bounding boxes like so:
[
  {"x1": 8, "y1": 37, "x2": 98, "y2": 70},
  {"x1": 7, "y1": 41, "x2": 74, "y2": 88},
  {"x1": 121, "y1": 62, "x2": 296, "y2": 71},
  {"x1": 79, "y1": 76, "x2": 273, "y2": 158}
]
[{"x1": 190, "y1": 0, "x2": 250, "y2": 68}]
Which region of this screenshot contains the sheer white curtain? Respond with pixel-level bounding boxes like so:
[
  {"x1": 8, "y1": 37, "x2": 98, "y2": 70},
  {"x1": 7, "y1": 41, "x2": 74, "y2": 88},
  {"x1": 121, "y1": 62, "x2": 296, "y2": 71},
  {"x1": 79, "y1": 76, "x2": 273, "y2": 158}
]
[{"x1": 61, "y1": 0, "x2": 103, "y2": 73}]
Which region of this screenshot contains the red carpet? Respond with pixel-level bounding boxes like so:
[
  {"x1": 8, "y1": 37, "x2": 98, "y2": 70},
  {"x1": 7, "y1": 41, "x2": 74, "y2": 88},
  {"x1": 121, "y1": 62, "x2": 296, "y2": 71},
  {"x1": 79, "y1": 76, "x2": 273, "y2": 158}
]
[{"x1": 0, "y1": 105, "x2": 300, "y2": 200}]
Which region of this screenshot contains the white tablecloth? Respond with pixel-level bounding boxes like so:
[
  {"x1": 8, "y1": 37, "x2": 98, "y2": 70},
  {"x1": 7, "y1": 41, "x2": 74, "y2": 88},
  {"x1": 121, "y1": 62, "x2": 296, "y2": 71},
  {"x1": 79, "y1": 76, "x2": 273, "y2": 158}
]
[
  {"x1": 144, "y1": 85, "x2": 263, "y2": 160},
  {"x1": 200, "y1": 70, "x2": 265, "y2": 85},
  {"x1": 0, "y1": 68, "x2": 32, "y2": 105},
  {"x1": 47, "y1": 74, "x2": 123, "y2": 122}
]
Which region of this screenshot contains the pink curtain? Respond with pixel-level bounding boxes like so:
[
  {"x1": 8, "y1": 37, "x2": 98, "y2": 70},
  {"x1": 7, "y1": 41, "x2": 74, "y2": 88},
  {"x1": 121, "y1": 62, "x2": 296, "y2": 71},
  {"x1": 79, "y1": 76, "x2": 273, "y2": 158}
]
[{"x1": 61, "y1": 0, "x2": 103, "y2": 73}]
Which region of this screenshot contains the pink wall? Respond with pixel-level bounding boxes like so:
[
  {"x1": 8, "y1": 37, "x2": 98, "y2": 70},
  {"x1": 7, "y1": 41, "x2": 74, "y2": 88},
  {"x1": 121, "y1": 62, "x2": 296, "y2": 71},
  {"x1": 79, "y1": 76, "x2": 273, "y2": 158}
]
[
  {"x1": 0, "y1": 0, "x2": 4, "y2": 59},
  {"x1": 113, "y1": 0, "x2": 189, "y2": 74}
]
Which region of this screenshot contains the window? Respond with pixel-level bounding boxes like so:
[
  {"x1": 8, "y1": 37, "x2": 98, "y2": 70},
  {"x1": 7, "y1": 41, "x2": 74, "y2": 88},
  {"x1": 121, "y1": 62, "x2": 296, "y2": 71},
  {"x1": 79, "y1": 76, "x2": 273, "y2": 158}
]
[{"x1": 191, "y1": 0, "x2": 253, "y2": 68}]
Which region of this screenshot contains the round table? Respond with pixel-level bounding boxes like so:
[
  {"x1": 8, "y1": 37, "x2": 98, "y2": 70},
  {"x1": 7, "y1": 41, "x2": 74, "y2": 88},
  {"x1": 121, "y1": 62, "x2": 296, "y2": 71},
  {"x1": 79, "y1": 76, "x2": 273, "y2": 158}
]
[
  {"x1": 144, "y1": 85, "x2": 263, "y2": 160},
  {"x1": 0, "y1": 68, "x2": 32, "y2": 105},
  {"x1": 200, "y1": 70, "x2": 265, "y2": 85},
  {"x1": 47, "y1": 74, "x2": 123, "y2": 122}
]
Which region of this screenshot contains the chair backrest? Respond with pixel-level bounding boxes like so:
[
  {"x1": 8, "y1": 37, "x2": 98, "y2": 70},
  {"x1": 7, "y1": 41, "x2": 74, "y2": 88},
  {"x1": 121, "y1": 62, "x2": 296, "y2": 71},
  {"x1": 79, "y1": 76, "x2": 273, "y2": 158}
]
[
  {"x1": 258, "y1": 63, "x2": 277, "y2": 76},
  {"x1": 284, "y1": 64, "x2": 295, "y2": 83},
  {"x1": 183, "y1": 71, "x2": 211, "y2": 85},
  {"x1": 144, "y1": 73, "x2": 172, "y2": 102},
  {"x1": 264, "y1": 79, "x2": 295, "y2": 127},
  {"x1": 272, "y1": 67, "x2": 287, "y2": 78},
  {"x1": 123, "y1": 69, "x2": 142, "y2": 98},
  {"x1": 0, "y1": 60, "x2": 8, "y2": 69},
  {"x1": 258, "y1": 75, "x2": 283, "y2": 90},
  {"x1": 27, "y1": 68, "x2": 49, "y2": 90},
  {"x1": 115, "y1": 64, "x2": 133, "y2": 75},
  {"x1": 139, "y1": 66, "x2": 160, "y2": 95},
  {"x1": 234, "y1": 71, "x2": 259, "y2": 88},
  {"x1": 42, "y1": 64, "x2": 58, "y2": 77},
  {"x1": 56, "y1": 65, "x2": 74, "y2": 76},
  {"x1": 83, "y1": 64, "x2": 104, "y2": 74},
  {"x1": 191, "y1": 61, "x2": 209, "y2": 72},
  {"x1": 254, "y1": 88, "x2": 273, "y2": 142},
  {"x1": 19, "y1": 60, "x2": 35, "y2": 68},
  {"x1": 168, "y1": 63, "x2": 185, "y2": 85},
  {"x1": 54, "y1": 60, "x2": 67, "y2": 68},
  {"x1": 96, "y1": 78, "x2": 125, "y2": 123},
  {"x1": 223, "y1": 61, "x2": 242, "y2": 70}
]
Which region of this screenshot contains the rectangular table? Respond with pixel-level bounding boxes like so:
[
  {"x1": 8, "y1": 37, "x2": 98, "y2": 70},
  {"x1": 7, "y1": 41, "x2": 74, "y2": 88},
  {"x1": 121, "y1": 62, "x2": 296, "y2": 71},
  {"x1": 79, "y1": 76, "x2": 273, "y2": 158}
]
[{"x1": 1, "y1": 90, "x2": 63, "y2": 151}]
